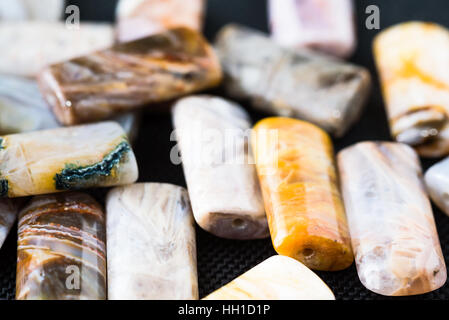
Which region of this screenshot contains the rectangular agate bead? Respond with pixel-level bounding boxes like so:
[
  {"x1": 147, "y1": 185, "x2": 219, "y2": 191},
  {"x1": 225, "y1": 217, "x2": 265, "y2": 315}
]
[
  {"x1": 16, "y1": 192, "x2": 106, "y2": 300},
  {"x1": 374, "y1": 22, "x2": 449, "y2": 157},
  {"x1": 172, "y1": 96, "x2": 268, "y2": 240},
  {"x1": 0, "y1": 199, "x2": 20, "y2": 249},
  {"x1": 0, "y1": 122, "x2": 138, "y2": 197},
  {"x1": 251, "y1": 117, "x2": 353, "y2": 271},
  {"x1": 215, "y1": 24, "x2": 370, "y2": 138},
  {"x1": 203, "y1": 256, "x2": 335, "y2": 300},
  {"x1": 0, "y1": 22, "x2": 114, "y2": 77},
  {"x1": 106, "y1": 183, "x2": 198, "y2": 300},
  {"x1": 338, "y1": 142, "x2": 447, "y2": 296},
  {"x1": 116, "y1": 0, "x2": 205, "y2": 42},
  {"x1": 38, "y1": 28, "x2": 222, "y2": 125},
  {"x1": 0, "y1": 74, "x2": 139, "y2": 140},
  {"x1": 269, "y1": 0, "x2": 356, "y2": 58},
  {"x1": 425, "y1": 157, "x2": 449, "y2": 217}
]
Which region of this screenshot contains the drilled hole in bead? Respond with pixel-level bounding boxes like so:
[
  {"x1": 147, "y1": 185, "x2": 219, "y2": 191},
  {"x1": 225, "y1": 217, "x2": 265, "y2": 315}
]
[
  {"x1": 232, "y1": 218, "x2": 246, "y2": 229},
  {"x1": 302, "y1": 248, "x2": 315, "y2": 259}
]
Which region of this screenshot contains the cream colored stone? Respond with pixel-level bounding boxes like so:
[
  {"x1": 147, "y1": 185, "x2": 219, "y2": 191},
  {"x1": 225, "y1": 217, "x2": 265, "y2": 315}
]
[
  {"x1": 0, "y1": 121, "x2": 138, "y2": 197},
  {"x1": 203, "y1": 255, "x2": 335, "y2": 300},
  {"x1": 0, "y1": 22, "x2": 114, "y2": 77},
  {"x1": 106, "y1": 183, "x2": 197, "y2": 300},
  {"x1": 338, "y1": 141, "x2": 447, "y2": 296},
  {"x1": 172, "y1": 96, "x2": 268, "y2": 240}
]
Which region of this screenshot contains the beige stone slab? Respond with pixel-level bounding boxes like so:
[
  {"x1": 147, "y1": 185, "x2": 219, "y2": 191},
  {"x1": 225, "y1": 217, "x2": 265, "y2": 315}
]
[
  {"x1": 338, "y1": 141, "x2": 447, "y2": 296},
  {"x1": 172, "y1": 95, "x2": 268, "y2": 240},
  {"x1": 106, "y1": 183, "x2": 198, "y2": 300}
]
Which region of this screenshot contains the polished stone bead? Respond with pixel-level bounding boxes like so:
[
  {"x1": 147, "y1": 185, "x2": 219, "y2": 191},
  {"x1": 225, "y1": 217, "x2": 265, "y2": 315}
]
[
  {"x1": 0, "y1": 122, "x2": 138, "y2": 197},
  {"x1": 0, "y1": 74, "x2": 140, "y2": 140},
  {"x1": 0, "y1": 0, "x2": 63, "y2": 21},
  {"x1": 38, "y1": 27, "x2": 222, "y2": 125},
  {"x1": 215, "y1": 24, "x2": 370, "y2": 138},
  {"x1": 106, "y1": 183, "x2": 198, "y2": 300},
  {"x1": 16, "y1": 192, "x2": 106, "y2": 300},
  {"x1": 203, "y1": 255, "x2": 335, "y2": 300},
  {"x1": 269, "y1": 0, "x2": 356, "y2": 58},
  {"x1": 0, "y1": 199, "x2": 20, "y2": 249},
  {"x1": 251, "y1": 117, "x2": 353, "y2": 271},
  {"x1": 116, "y1": 0, "x2": 205, "y2": 42},
  {"x1": 425, "y1": 157, "x2": 449, "y2": 217},
  {"x1": 0, "y1": 22, "x2": 114, "y2": 77},
  {"x1": 374, "y1": 22, "x2": 449, "y2": 157},
  {"x1": 172, "y1": 96, "x2": 268, "y2": 240},
  {"x1": 338, "y1": 141, "x2": 447, "y2": 296}
]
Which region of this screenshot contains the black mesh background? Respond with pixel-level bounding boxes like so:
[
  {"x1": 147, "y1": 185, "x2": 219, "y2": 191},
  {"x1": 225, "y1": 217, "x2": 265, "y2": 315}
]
[{"x1": 2, "y1": 0, "x2": 449, "y2": 300}]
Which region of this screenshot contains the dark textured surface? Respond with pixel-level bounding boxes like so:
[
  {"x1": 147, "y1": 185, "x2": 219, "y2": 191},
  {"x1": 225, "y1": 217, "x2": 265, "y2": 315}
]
[{"x1": 1, "y1": 0, "x2": 449, "y2": 300}]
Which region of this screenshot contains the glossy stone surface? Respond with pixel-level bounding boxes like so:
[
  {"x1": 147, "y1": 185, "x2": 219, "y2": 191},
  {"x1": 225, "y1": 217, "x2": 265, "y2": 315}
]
[
  {"x1": 0, "y1": 199, "x2": 20, "y2": 249},
  {"x1": 0, "y1": 74, "x2": 140, "y2": 139},
  {"x1": 16, "y1": 192, "x2": 106, "y2": 300},
  {"x1": 425, "y1": 157, "x2": 449, "y2": 217},
  {"x1": 38, "y1": 27, "x2": 222, "y2": 125},
  {"x1": 0, "y1": 122, "x2": 138, "y2": 197},
  {"x1": 374, "y1": 22, "x2": 449, "y2": 157},
  {"x1": 338, "y1": 141, "x2": 447, "y2": 296},
  {"x1": 0, "y1": 0, "x2": 63, "y2": 21},
  {"x1": 203, "y1": 255, "x2": 335, "y2": 300},
  {"x1": 172, "y1": 96, "x2": 268, "y2": 239},
  {"x1": 269, "y1": 0, "x2": 356, "y2": 58},
  {"x1": 116, "y1": 0, "x2": 204, "y2": 42},
  {"x1": 215, "y1": 24, "x2": 370, "y2": 138},
  {"x1": 252, "y1": 117, "x2": 353, "y2": 271},
  {"x1": 106, "y1": 183, "x2": 198, "y2": 300},
  {"x1": 0, "y1": 22, "x2": 114, "y2": 77}
]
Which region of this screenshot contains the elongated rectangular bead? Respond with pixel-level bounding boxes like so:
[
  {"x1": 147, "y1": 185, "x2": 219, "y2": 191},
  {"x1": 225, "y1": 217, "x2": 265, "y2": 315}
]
[
  {"x1": 106, "y1": 183, "x2": 198, "y2": 300},
  {"x1": 374, "y1": 22, "x2": 449, "y2": 157},
  {"x1": 0, "y1": 74, "x2": 140, "y2": 140},
  {"x1": 0, "y1": 122, "x2": 138, "y2": 197},
  {"x1": 203, "y1": 256, "x2": 335, "y2": 300},
  {"x1": 425, "y1": 157, "x2": 449, "y2": 217},
  {"x1": 116, "y1": 0, "x2": 205, "y2": 42},
  {"x1": 38, "y1": 28, "x2": 222, "y2": 125},
  {"x1": 215, "y1": 24, "x2": 370, "y2": 137},
  {"x1": 16, "y1": 192, "x2": 106, "y2": 300},
  {"x1": 0, "y1": 22, "x2": 114, "y2": 77},
  {"x1": 338, "y1": 141, "x2": 447, "y2": 296},
  {"x1": 172, "y1": 96, "x2": 268, "y2": 239},
  {"x1": 0, "y1": 199, "x2": 20, "y2": 249},
  {"x1": 251, "y1": 117, "x2": 353, "y2": 271},
  {"x1": 269, "y1": 0, "x2": 356, "y2": 58}
]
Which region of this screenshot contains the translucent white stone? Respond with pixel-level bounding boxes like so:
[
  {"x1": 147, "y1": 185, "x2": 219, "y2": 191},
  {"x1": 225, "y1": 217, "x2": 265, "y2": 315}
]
[
  {"x1": 425, "y1": 157, "x2": 449, "y2": 217},
  {"x1": 338, "y1": 141, "x2": 447, "y2": 296}
]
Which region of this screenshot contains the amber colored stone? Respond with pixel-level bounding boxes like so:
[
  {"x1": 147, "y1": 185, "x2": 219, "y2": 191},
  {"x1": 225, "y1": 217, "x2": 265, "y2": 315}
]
[
  {"x1": 251, "y1": 117, "x2": 353, "y2": 271},
  {"x1": 38, "y1": 27, "x2": 222, "y2": 125}
]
